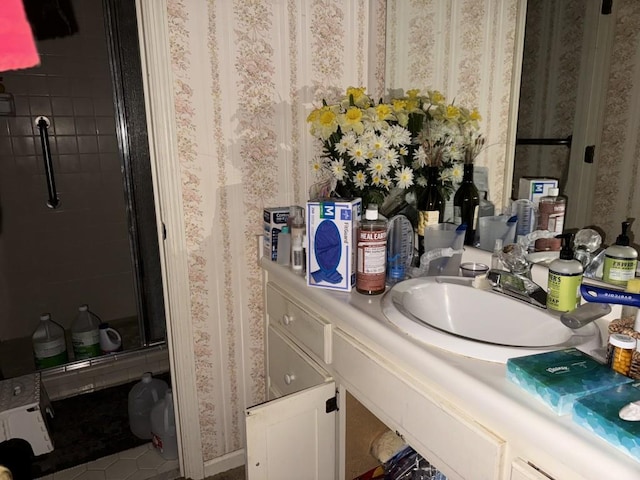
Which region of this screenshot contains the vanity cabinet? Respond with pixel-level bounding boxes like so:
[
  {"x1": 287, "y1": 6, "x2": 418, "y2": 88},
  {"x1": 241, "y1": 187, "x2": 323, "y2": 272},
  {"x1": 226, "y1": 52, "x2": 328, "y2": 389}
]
[{"x1": 249, "y1": 261, "x2": 632, "y2": 480}]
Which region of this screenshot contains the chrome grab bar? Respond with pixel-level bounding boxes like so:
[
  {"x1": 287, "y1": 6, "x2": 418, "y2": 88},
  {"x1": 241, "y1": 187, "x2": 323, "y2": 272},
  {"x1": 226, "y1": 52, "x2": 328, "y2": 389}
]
[{"x1": 35, "y1": 116, "x2": 60, "y2": 208}]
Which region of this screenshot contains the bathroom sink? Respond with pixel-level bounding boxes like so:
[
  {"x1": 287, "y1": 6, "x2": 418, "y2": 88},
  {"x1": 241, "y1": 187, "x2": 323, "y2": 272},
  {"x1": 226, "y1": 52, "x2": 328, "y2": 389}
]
[{"x1": 380, "y1": 277, "x2": 602, "y2": 363}]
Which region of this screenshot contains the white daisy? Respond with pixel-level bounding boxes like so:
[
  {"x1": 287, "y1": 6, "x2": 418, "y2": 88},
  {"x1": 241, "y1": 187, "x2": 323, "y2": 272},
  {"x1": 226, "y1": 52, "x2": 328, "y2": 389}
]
[{"x1": 395, "y1": 166, "x2": 414, "y2": 189}]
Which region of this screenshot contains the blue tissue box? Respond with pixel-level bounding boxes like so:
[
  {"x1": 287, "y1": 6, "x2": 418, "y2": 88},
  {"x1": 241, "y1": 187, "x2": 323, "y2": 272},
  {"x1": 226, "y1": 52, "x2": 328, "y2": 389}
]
[
  {"x1": 506, "y1": 348, "x2": 633, "y2": 415},
  {"x1": 573, "y1": 382, "x2": 640, "y2": 462}
]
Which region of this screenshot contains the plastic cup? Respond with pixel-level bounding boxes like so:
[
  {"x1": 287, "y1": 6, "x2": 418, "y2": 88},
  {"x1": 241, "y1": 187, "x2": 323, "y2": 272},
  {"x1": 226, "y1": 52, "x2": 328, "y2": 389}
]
[
  {"x1": 478, "y1": 215, "x2": 517, "y2": 251},
  {"x1": 422, "y1": 223, "x2": 465, "y2": 276}
]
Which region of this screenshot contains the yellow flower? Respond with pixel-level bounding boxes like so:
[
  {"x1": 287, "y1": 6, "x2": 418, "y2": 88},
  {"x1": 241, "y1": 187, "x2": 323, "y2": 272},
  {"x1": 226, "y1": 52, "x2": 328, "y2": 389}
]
[
  {"x1": 406, "y1": 89, "x2": 421, "y2": 98},
  {"x1": 309, "y1": 106, "x2": 339, "y2": 139},
  {"x1": 346, "y1": 86, "x2": 368, "y2": 106},
  {"x1": 373, "y1": 104, "x2": 394, "y2": 122},
  {"x1": 428, "y1": 90, "x2": 445, "y2": 105},
  {"x1": 339, "y1": 106, "x2": 365, "y2": 135},
  {"x1": 469, "y1": 109, "x2": 482, "y2": 121},
  {"x1": 445, "y1": 105, "x2": 460, "y2": 121},
  {"x1": 392, "y1": 99, "x2": 408, "y2": 112}
]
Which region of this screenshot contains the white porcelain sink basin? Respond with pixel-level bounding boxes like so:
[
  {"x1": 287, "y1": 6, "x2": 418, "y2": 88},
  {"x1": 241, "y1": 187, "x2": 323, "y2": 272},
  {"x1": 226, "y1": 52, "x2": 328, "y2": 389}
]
[{"x1": 381, "y1": 277, "x2": 602, "y2": 363}]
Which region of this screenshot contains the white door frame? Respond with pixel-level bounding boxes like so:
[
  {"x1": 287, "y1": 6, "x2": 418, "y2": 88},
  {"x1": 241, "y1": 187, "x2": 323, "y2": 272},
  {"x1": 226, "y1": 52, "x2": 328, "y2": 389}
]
[{"x1": 135, "y1": 1, "x2": 205, "y2": 478}]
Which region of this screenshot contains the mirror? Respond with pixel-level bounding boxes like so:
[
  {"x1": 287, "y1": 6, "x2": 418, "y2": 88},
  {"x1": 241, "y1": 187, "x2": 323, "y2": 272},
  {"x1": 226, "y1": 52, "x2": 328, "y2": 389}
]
[{"x1": 385, "y1": 0, "x2": 639, "y2": 249}]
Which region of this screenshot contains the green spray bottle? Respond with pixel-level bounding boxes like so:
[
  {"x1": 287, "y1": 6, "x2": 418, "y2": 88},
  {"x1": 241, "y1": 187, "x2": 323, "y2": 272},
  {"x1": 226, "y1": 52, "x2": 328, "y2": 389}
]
[{"x1": 547, "y1": 233, "x2": 583, "y2": 314}]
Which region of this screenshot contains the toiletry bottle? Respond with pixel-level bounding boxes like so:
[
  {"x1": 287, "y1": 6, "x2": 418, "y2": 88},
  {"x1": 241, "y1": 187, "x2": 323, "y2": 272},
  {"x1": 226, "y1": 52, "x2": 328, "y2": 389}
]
[
  {"x1": 546, "y1": 233, "x2": 583, "y2": 314},
  {"x1": 356, "y1": 204, "x2": 387, "y2": 295},
  {"x1": 603, "y1": 221, "x2": 638, "y2": 287},
  {"x1": 453, "y1": 163, "x2": 480, "y2": 246},
  {"x1": 276, "y1": 226, "x2": 291, "y2": 266},
  {"x1": 417, "y1": 166, "x2": 444, "y2": 257},
  {"x1": 607, "y1": 333, "x2": 636, "y2": 376},
  {"x1": 71, "y1": 304, "x2": 101, "y2": 359},
  {"x1": 534, "y1": 187, "x2": 565, "y2": 252},
  {"x1": 32, "y1": 313, "x2": 68, "y2": 369},
  {"x1": 290, "y1": 209, "x2": 305, "y2": 272}
]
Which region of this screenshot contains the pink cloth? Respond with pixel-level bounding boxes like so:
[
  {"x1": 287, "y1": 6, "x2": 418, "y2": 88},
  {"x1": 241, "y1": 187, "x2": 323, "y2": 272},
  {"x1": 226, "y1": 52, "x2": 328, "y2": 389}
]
[{"x1": 0, "y1": 0, "x2": 39, "y2": 72}]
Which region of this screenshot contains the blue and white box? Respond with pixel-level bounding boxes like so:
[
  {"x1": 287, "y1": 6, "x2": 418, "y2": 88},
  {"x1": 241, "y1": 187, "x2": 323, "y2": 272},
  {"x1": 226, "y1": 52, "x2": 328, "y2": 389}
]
[
  {"x1": 518, "y1": 177, "x2": 558, "y2": 205},
  {"x1": 506, "y1": 348, "x2": 633, "y2": 415},
  {"x1": 307, "y1": 198, "x2": 362, "y2": 292},
  {"x1": 264, "y1": 207, "x2": 290, "y2": 261},
  {"x1": 573, "y1": 381, "x2": 640, "y2": 462}
]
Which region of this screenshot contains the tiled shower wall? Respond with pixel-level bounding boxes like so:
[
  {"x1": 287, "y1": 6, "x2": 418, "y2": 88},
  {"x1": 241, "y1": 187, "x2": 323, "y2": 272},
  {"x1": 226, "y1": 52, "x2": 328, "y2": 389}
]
[{"x1": 0, "y1": 0, "x2": 136, "y2": 342}]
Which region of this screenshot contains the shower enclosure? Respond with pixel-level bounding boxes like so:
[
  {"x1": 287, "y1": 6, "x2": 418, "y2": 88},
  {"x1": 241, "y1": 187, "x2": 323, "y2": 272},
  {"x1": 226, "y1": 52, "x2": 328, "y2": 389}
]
[{"x1": 0, "y1": 0, "x2": 165, "y2": 381}]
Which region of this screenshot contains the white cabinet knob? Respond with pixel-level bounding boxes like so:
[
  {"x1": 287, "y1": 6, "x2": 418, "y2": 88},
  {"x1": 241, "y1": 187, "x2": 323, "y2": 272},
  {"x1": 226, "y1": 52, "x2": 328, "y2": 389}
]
[
  {"x1": 283, "y1": 314, "x2": 293, "y2": 326},
  {"x1": 284, "y1": 373, "x2": 295, "y2": 385}
]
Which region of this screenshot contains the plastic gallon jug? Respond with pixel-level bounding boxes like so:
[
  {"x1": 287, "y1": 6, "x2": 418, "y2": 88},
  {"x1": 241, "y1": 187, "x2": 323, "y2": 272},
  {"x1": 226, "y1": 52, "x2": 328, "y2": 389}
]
[
  {"x1": 71, "y1": 304, "x2": 101, "y2": 360},
  {"x1": 32, "y1": 313, "x2": 68, "y2": 369},
  {"x1": 150, "y1": 389, "x2": 178, "y2": 460},
  {"x1": 128, "y1": 373, "x2": 169, "y2": 439}
]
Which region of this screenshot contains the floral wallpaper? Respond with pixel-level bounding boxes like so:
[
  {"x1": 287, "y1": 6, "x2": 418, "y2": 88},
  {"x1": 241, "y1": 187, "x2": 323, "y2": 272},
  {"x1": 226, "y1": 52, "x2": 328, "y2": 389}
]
[
  {"x1": 592, "y1": 0, "x2": 640, "y2": 245},
  {"x1": 160, "y1": 0, "x2": 520, "y2": 466}
]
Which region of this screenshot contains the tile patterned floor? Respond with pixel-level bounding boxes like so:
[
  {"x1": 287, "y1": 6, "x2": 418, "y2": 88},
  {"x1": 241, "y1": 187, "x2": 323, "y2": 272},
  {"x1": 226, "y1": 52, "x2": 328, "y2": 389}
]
[{"x1": 36, "y1": 444, "x2": 180, "y2": 480}]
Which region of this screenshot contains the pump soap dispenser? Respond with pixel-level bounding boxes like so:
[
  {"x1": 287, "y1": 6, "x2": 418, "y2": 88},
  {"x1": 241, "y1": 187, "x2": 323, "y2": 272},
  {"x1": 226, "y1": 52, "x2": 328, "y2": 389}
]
[
  {"x1": 603, "y1": 221, "x2": 638, "y2": 287},
  {"x1": 547, "y1": 233, "x2": 583, "y2": 314}
]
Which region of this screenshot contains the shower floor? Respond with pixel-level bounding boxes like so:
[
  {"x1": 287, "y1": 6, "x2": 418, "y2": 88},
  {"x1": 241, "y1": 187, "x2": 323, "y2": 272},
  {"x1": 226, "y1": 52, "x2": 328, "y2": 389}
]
[{"x1": 0, "y1": 316, "x2": 141, "y2": 380}]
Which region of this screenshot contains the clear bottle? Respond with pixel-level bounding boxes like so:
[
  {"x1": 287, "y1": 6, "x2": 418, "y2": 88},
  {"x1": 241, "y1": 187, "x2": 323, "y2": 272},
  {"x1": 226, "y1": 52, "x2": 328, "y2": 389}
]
[
  {"x1": 356, "y1": 204, "x2": 387, "y2": 295},
  {"x1": 603, "y1": 221, "x2": 638, "y2": 287},
  {"x1": 534, "y1": 187, "x2": 566, "y2": 252},
  {"x1": 453, "y1": 163, "x2": 480, "y2": 246},
  {"x1": 71, "y1": 304, "x2": 101, "y2": 360},
  {"x1": 546, "y1": 233, "x2": 583, "y2": 314},
  {"x1": 276, "y1": 226, "x2": 291, "y2": 266},
  {"x1": 32, "y1": 313, "x2": 68, "y2": 369},
  {"x1": 290, "y1": 209, "x2": 305, "y2": 273},
  {"x1": 150, "y1": 389, "x2": 178, "y2": 460},
  {"x1": 607, "y1": 334, "x2": 636, "y2": 376},
  {"x1": 417, "y1": 166, "x2": 444, "y2": 257},
  {"x1": 491, "y1": 238, "x2": 504, "y2": 270}
]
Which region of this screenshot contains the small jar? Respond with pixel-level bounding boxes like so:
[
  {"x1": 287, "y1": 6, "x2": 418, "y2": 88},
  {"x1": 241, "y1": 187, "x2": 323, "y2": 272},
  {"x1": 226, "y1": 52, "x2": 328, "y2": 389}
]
[{"x1": 608, "y1": 333, "x2": 636, "y2": 376}]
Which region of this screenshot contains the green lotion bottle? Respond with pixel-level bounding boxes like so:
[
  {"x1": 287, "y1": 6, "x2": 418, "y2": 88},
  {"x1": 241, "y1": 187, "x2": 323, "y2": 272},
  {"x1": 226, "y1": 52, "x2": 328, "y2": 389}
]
[
  {"x1": 603, "y1": 221, "x2": 638, "y2": 287},
  {"x1": 547, "y1": 233, "x2": 583, "y2": 314}
]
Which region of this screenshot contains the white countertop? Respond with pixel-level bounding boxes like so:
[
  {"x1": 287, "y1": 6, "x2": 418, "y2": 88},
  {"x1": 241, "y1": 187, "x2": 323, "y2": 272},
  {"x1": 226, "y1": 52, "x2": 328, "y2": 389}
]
[{"x1": 262, "y1": 251, "x2": 640, "y2": 480}]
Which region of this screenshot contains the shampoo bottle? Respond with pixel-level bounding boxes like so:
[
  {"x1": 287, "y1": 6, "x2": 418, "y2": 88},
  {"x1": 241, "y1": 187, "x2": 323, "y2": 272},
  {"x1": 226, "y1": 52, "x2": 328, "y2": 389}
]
[
  {"x1": 356, "y1": 204, "x2": 387, "y2": 295},
  {"x1": 603, "y1": 221, "x2": 638, "y2": 287},
  {"x1": 547, "y1": 233, "x2": 583, "y2": 314}
]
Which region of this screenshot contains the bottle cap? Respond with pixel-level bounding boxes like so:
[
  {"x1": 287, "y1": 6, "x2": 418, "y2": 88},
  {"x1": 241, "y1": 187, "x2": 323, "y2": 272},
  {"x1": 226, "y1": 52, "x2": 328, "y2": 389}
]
[
  {"x1": 78, "y1": 304, "x2": 88, "y2": 312},
  {"x1": 365, "y1": 204, "x2": 379, "y2": 221},
  {"x1": 609, "y1": 333, "x2": 637, "y2": 350},
  {"x1": 616, "y1": 221, "x2": 631, "y2": 247},
  {"x1": 548, "y1": 187, "x2": 560, "y2": 197},
  {"x1": 281, "y1": 226, "x2": 289, "y2": 234},
  {"x1": 627, "y1": 278, "x2": 640, "y2": 294},
  {"x1": 40, "y1": 313, "x2": 50, "y2": 321}
]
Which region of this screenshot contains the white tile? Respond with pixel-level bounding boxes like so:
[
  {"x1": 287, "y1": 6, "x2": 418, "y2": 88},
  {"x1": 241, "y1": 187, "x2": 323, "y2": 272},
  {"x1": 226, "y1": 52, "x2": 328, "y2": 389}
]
[
  {"x1": 146, "y1": 469, "x2": 180, "y2": 480},
  {"x1": 87, "y1": 453, "x2": 119, "y2": 470},
  {"x1": 134, "y1": 450, "x2": 165, "y2": 470},
  {"x1": 74, "y1": 471, "x2": 106, "y2": 480},
  {"x1": 105, "y1": 459, "x2": 138, "y2": 480},
  {"x1": 122, "y1": 469, "x2": 156, "y2": 480},
  {"x1": 155, "y1": 462, "x2": 179, "y2": 475},
  {"x1": 52, "y1": 464, "x2": 88, "y2": 480},
  {"x1": 117, "y1": 444, "x2": 152, "y2": 460}
]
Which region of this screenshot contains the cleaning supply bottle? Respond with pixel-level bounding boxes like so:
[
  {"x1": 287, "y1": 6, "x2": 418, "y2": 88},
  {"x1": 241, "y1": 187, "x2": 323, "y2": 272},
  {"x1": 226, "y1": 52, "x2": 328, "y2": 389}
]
[
  {"x1": 547, "y1": 233, "x2": 583, "y2": 314},
  {"x1": 71, "y1": 304, "x2": 101, "y2": 360},
  {"x1": 32, "y1": 313, "x2": 68, "y2": 369},
  {"x1": 356, "y1": 204, "x2": 387, "y2": 295},
  {"x1": 128, "y1": 372, "x2": 169, "y2": 439},
  {"x1": 150, "y1": 389, "x2": 178, "y2": 460},
  {"x1": 603, "y1": 221, "x2": 638, "y2": 287},
  {"x1": 534, "y1": 187, "x2": 566, "y2": 252}
]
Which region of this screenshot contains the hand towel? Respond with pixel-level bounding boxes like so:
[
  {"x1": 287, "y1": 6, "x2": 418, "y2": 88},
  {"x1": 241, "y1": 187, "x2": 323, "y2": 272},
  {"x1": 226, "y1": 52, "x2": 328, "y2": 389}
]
[{"x1": 0, "y1": 0, "x2": 39, "y2": 72}]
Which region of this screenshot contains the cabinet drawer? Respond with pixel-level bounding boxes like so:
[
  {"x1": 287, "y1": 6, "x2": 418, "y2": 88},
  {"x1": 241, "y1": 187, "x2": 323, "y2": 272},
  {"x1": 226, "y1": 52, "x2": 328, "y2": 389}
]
[
  {"x1": 333, "y1": 329, "x2": 505, "y2": 480},
  {"x1": 268, "y1": 325, "x2": 331, "y2": 398},
  {"x1": 266, "y1": 283, "x2": 332, "y2": 364}
]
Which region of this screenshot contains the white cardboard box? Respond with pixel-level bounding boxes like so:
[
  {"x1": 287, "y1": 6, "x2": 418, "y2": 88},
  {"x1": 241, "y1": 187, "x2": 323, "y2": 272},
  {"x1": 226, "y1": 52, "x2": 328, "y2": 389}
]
[
  {"x1": 518, "y1": 177, "x2": 558, "y2": 205},
  {"x1": 307, "y1": 198, "x2": 362, "y2": 291},
  {"x1": 0, "y1": 373, "x2": 54, "y2": 456}
]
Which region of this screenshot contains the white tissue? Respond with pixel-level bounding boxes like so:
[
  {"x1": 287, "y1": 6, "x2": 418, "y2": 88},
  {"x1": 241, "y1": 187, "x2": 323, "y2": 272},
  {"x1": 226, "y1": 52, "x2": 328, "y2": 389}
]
[{"x1": 619, "y1": 400, "x2": 640, "y2": 421}]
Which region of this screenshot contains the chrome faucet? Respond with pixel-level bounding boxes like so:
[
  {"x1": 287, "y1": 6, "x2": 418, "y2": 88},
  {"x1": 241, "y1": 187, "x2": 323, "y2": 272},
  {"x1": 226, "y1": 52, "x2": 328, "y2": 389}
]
[{"x1": 485, "y1": 269, "x2": 548, "y2": 308}]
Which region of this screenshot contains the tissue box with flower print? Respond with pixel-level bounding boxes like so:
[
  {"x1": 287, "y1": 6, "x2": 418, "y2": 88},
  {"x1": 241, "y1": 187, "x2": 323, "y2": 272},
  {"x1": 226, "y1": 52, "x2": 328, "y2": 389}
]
[
  {"x1": 506, "y1": 348, "x2": 633, "y2": 415},
  {"x1": 573, "y1": 382, "x2": 640, "y2": 463}
]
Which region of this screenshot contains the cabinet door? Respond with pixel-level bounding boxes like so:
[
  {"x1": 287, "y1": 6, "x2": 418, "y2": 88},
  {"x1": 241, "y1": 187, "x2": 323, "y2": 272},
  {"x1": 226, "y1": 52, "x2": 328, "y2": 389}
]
[
  {"x1": 511, "y1": 459, "x2": 556, "y2": 480},
  {"x1": 246, "y1": 381, "x2": 337, "y2": 480}
]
